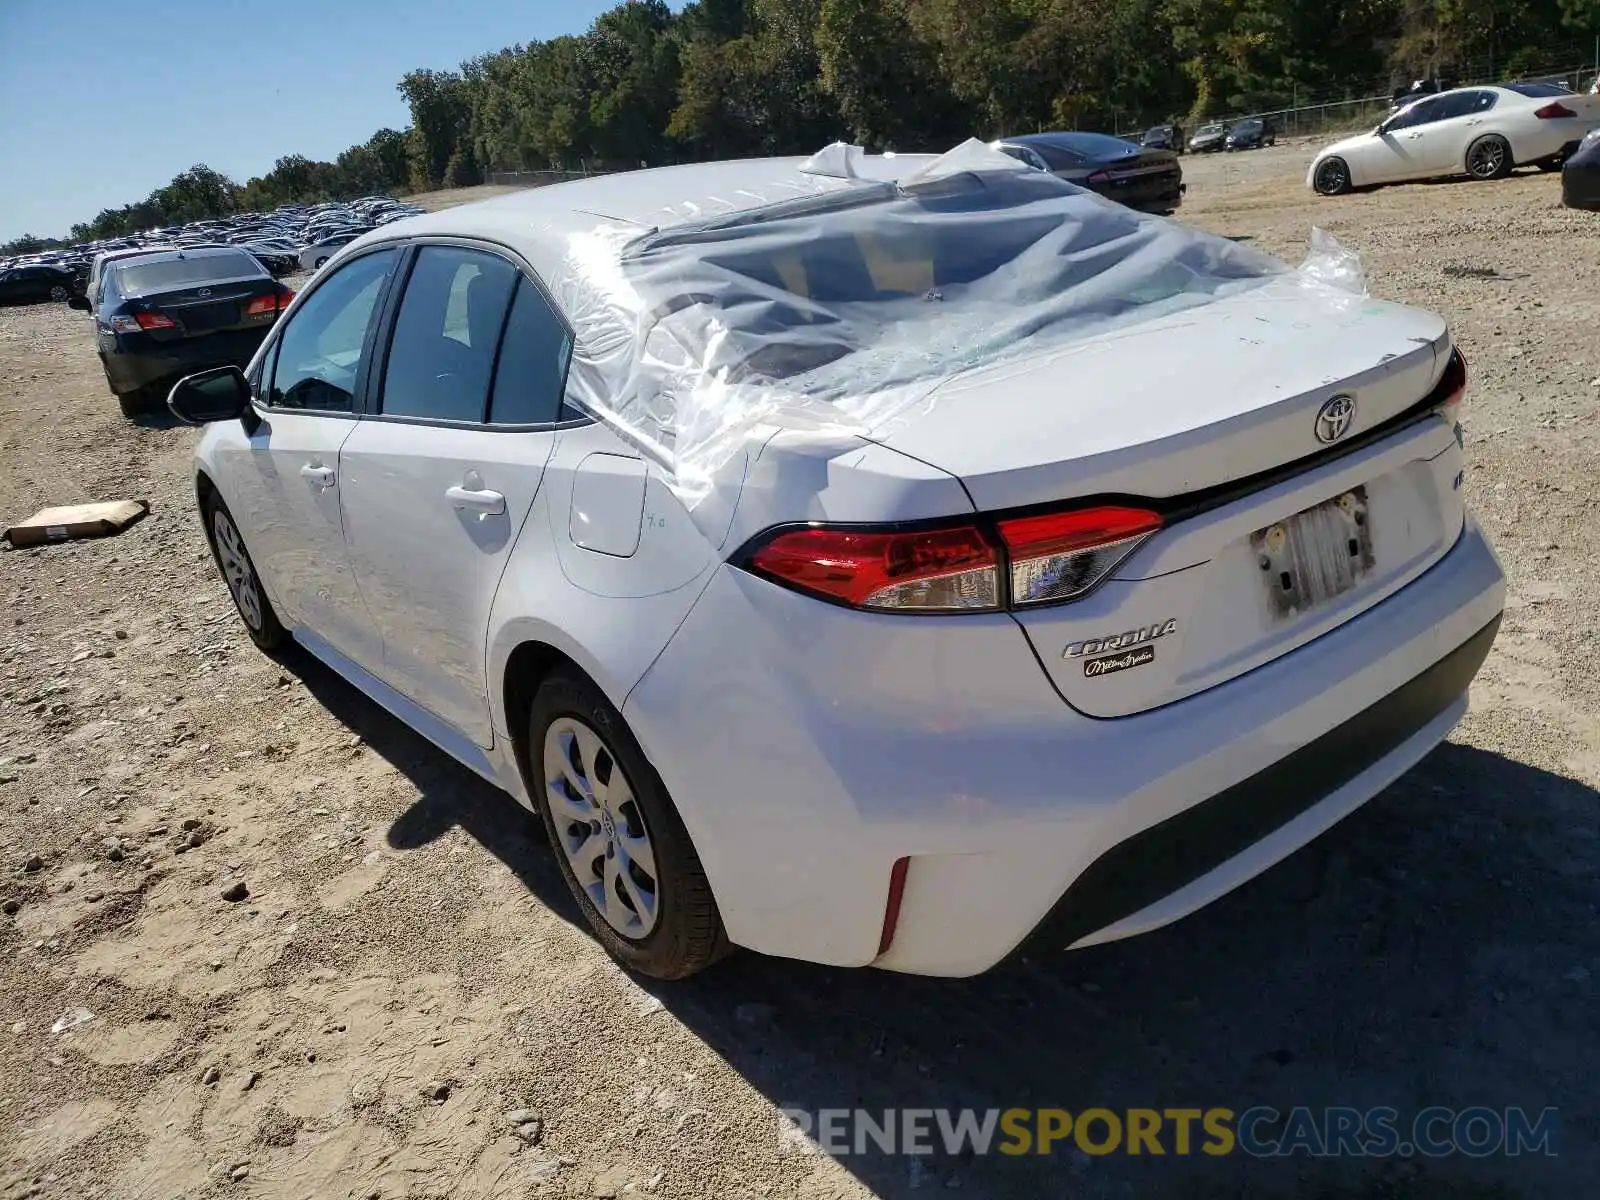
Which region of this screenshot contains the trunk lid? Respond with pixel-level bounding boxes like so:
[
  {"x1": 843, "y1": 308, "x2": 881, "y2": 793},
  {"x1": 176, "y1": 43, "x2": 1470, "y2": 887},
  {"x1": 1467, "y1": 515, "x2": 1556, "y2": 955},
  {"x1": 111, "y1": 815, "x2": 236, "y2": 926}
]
[
  {"x1": 865, "y1": 284, "x2": 1465, "y2": 718},
  {"x1": 133, "y1": 280, "x2": 279, "y2": 339}
]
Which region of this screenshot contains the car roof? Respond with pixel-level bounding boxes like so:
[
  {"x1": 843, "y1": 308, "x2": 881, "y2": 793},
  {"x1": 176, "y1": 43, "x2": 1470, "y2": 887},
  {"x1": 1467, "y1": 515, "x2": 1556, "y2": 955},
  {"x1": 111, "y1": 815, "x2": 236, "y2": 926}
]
[
  {"x1": 1004, "y1": 131, "x2": 1137, "y2": 157},
  {"x1": 352, "y1": 154, "x2": 943, "y2": 281}
]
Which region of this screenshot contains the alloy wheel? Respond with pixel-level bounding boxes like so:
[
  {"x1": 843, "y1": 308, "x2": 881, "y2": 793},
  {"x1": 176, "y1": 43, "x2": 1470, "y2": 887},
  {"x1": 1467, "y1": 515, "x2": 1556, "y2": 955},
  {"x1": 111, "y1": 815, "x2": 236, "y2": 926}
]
[
  {"x1": 49, "y1": 285, "x2": 68, "y2": 301},
  {"x1": 543, "y1": 716, "x2": 660, "y2": 938},
  {"x1": 1469, "y1": 139, "x2": 1506, "y2": 178},
  {"x1": 212, "y1": 509, "x2": 264, "y2": 632},
  {"x1": 1316, "y1": 159, "x2": 1349, "y2": 195}
]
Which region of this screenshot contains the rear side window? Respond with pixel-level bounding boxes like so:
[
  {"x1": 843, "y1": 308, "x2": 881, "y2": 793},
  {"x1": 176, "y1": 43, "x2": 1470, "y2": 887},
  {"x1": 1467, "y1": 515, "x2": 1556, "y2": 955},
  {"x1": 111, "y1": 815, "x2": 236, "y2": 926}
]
[
  {"x1": 489, "y1": 279, "x2": 575, "y2": 425},
  {"x1": 380, "y1": 246, "x2": 518, "y2": 422},
  {"x1": 113, "y1": 252, "x2": 262, "y2": 292},
  {"x1": 269, "y1": 248, "x2": 398, "y2": 412}
]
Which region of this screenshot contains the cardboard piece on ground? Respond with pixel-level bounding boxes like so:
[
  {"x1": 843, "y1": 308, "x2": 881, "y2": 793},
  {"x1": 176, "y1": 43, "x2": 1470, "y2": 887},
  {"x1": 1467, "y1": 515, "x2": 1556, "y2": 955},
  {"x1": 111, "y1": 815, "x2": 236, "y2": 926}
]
[{"x1": 3, "y1": 500, "x2": 149, "y2": 548}]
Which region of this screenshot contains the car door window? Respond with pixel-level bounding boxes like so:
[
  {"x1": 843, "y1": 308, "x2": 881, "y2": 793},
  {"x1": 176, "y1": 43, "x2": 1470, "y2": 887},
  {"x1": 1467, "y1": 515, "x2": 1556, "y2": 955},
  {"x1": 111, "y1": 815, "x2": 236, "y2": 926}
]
[
  {"x1": 268, "y1": 247, "x2": 398, "y2": 412},
  {"x1": 380, "y1": 245, "x2": 518, "y2": 423},
  {"x1": 1387, "y1": 98, "x2": 1441, "y2": 131},
  {"x1": 488, "y1": 278, "x2": 575, "y2": 425},
  {"x1": 1432, "y1": 91, "x2": 1493, "y2": 120}
]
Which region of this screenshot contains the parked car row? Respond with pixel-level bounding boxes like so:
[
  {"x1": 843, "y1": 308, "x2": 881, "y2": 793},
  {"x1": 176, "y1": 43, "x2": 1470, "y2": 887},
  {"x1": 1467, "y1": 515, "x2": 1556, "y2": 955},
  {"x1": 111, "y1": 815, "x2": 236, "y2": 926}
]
[
  {"x1": 0, "y1": 195, "x2": 424, "y2": 303},
  {"x1": 1184, "y1": 118, "x2": 1277, "y2": 153}
]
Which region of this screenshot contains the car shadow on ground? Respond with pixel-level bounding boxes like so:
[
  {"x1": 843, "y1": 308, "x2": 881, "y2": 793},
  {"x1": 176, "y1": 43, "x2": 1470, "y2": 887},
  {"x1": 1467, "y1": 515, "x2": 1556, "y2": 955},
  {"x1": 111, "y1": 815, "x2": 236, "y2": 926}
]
[{"x1": 279, "y1": 648, "x2": 1600, "y2": 1198}]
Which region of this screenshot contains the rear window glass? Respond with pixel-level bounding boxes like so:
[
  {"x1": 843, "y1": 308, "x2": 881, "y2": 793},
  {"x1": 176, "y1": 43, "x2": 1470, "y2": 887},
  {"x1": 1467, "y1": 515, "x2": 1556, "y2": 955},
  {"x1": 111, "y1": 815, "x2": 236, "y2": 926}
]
[
  {"x1": 621, "y1": 170, "x2": 1277, "y2": 401},
  {"x1": 113, "y1": 253, "x2": 262, "y2": 293},
  {"x1": 1506, "y1": 82, "x2": 1574, "y2": 97}
]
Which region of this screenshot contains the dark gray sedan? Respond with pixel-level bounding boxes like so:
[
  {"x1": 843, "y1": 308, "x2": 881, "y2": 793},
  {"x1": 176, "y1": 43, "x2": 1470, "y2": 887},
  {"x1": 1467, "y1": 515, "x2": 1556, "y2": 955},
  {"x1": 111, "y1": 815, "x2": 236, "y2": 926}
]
[{"x1": 992, "y1": 132, "x2": 1184, "y2": 215}]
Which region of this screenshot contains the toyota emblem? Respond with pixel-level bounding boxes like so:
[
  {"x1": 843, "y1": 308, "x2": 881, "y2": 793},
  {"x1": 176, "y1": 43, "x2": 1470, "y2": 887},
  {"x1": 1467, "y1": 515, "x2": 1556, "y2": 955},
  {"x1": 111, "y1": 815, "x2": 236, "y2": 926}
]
[
  {"x1": 197, "y1": 288, "x2": 212, "y2": 297},
  {"x1": 1314, "y1": 393, "x2": 1356, "y2": 443}
]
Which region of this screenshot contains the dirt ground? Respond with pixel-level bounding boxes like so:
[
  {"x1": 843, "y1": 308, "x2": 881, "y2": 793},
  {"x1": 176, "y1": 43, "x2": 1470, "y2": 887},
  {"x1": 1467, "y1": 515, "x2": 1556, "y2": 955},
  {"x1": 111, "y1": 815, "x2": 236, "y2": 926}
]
[{"x1": 1, "y1": 145, "x2": 1598, "y2": 1200}]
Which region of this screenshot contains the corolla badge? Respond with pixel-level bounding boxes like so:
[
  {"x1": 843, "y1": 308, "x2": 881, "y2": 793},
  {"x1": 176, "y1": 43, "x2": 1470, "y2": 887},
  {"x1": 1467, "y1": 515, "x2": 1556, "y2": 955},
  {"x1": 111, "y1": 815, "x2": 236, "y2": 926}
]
[{"x1": 1314, "y1": 393, "x2": 1356, "y2": 443}]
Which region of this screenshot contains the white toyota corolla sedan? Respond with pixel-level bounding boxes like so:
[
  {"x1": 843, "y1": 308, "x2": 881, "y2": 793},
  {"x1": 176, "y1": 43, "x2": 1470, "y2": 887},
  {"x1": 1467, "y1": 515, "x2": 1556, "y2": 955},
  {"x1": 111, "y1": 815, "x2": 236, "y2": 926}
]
[
  {"x1": 169, "y1": 141, "x2": 1505, "y2": 980},
  {"x1": 1309, "y1": 83, "x2": 1600, "y2": 194}
]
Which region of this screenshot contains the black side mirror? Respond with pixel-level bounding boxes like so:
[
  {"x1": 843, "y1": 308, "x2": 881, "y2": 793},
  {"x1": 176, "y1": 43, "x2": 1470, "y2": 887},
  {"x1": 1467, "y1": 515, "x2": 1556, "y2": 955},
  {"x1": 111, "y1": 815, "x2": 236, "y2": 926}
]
[
  {"x1": 67, "y1": 294, "x2": 90, "y2": 311},
  {"x1": 168, "y1": 365, "x2": 252, "y2": 425}
]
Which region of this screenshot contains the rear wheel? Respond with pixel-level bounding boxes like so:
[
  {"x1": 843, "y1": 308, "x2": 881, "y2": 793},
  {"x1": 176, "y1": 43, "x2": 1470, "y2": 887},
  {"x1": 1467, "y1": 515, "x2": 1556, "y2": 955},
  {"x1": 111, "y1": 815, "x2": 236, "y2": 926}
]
[
  {"x1": 48, "y1": 284, "x2": 68, "y2": 302},
  {"x1": 313, "y1": 256, "x2": 329, "y2": 269},
  {"x1": 530, "y1": 670, "x2": 729, "y2": 980},
  {"x1": 1313, "y1": 156, "x2": 1353, "y2": 196},
  {"x1": 1466, "y1": 134, "x2": 1513, "y2": 180},
  {"x1": 116, "y1": 386, "x2": 159, "y2": 419},
  {"x1": 204, "y1": 493, "x2": 287, "y2": 652}
]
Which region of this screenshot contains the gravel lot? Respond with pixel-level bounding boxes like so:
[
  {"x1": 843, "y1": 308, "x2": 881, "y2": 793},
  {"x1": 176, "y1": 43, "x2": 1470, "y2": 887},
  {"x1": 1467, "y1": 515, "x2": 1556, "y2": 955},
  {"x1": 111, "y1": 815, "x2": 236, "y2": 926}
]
[{"x1": 1, "y1": 146, "x2": 1598, "y2": 1199}]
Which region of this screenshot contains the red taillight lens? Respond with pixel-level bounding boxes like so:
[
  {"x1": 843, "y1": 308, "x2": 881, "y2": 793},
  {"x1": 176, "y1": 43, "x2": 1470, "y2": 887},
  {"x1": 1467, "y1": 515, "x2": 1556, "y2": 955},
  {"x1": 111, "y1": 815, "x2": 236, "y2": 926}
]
[
  {"x1": 244, "y1": 291, "x2": 293, "y2": 317},
  {"x1": 133, "y1": 311, "x2": 175, "y2": 330},
  {"x1": 747, "y1": 525, "x2": 999, "y2": 611},
  {"x1": 1435, "y1": 347, "x2": 1467, "y2": 426},
  {"x1": 998, "y1": 505, "x2": 1162, "y2": 606},
  {"x1": 1534, "y1": 102, "x2": 1577, "y2": 119},
  {"x1": 1086, "y1": 169, "x2": 1111, "y2": 184}
]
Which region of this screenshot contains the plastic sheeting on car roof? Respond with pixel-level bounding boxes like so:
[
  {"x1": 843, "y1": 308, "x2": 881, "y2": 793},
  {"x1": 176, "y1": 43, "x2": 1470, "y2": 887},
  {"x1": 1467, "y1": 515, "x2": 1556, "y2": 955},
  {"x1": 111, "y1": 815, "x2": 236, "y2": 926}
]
[{"x1": 550, "y1": 139, "x2": 1365, "y2": 507}]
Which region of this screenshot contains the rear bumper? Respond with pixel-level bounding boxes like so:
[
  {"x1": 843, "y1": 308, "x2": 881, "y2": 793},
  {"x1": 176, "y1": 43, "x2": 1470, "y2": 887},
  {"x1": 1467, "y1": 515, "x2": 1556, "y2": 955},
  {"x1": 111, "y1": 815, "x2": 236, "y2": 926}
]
[
  {"x1": 102, "y1": 328, "x2": 268, "y2": 394},
  {"x1": 1563, "y1": 162, "x2": 1600, "y2": 210},
  {"x1": 625, "y1": 516, "x2": 1504, "y2": 976}
]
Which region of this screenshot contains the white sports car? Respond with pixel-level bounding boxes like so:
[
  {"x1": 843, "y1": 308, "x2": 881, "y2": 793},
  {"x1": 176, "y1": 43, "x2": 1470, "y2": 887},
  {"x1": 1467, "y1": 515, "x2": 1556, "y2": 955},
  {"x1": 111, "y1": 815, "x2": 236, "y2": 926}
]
[
  {"x1": 168, "y1": 142, "x2": 1505, "y2": 979},
  {"x1": 1310, "y1": 83, "x2": 1600, "y2": 194}
]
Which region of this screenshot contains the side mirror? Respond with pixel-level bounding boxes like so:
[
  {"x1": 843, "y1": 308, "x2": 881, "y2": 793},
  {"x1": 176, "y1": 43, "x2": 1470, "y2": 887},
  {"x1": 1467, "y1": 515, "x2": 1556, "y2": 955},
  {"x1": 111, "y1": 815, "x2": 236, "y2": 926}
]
[
  {"x1": 168, "y1": 365, "x2": 252, "y2": 425},
  {"x1": 67, "y1": 294, "x2": 90, "y2": 311}
]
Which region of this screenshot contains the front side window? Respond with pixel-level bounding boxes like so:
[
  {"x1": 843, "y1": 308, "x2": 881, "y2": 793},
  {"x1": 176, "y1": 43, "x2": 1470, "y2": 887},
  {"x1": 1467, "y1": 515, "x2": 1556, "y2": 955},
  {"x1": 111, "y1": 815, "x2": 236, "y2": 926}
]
[
  {"x1": 268, "y1": 247, "x2": 398, "y2": 412},
  {"x1": 1386, "y1": 98, "x2": 1441, "y2": 131},
  {"x1": 380, "y1": 245, "x2": 518, "y2": 422}
]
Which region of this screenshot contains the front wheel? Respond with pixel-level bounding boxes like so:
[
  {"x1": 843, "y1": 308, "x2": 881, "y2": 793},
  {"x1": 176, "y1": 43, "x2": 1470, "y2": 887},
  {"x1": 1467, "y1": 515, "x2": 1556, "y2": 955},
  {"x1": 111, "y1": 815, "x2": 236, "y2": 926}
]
[
  {"x1": 204, "y1": 493, "x2": 287, "y2": 652},
  {"x1": 531, "y1": 671, "x2": 729, "y2": 980},
  {"x1": 312, "y1": 256, "x2": 329, "y2": 269},
  {"x1": 1313, "y1": 156, "x2": 1353, "y2": 196},
  {"x1": 48, "y1": 284, "x2": 68, "y2": 302},
  {"x1": 1466, "y1": 134, "x2": 1513, "y2": 180}
]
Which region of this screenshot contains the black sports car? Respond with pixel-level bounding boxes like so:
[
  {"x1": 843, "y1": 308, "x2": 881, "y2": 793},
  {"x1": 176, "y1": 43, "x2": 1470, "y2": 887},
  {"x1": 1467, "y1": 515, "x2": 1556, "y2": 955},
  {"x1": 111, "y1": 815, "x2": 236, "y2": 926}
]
[
  {"x1": 993, "y1": 132, "x2": 1184, "y2": 215},
  {"x1": 1563, "y1": 129, "x2": 1600, "y2": 210},
  {"x1": 1225, "y1": 118, "x2": 1276, "y2": 150},
  {"x1": 1141, "y1": 124, "x2": 1185, "y2": 153}
]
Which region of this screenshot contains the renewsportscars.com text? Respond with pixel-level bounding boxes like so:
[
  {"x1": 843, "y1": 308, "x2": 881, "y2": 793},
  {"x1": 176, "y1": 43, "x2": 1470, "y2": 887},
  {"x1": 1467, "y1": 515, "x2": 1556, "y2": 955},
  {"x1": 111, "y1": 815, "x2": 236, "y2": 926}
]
[{"x1": 777, "y1": 1106, "x2": 1558, "y2": 1159}]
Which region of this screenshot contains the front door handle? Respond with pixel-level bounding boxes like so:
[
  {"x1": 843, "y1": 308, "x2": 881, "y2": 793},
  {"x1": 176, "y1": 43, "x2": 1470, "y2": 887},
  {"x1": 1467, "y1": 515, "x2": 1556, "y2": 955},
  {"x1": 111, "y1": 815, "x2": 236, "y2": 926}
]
[
  {"x1": 447, "y1": 485, "x2": 506, "y2": 516},
  {"x1": 300, "y1": 464, "x2": 335, "y2": 488}
]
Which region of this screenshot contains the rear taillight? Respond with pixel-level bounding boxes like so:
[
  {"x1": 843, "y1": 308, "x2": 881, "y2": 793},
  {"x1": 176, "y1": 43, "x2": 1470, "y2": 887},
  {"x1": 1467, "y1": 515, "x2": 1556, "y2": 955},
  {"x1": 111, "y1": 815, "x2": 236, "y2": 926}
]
[
  {"x1": 742, "y1": 503, "x2": 1163, "y2": 612},
  {"x1": 998, "y1": 506, "x2": 1163, "y2": 606},
  {"x1": 1434, "y1": 347, "x2": 1468, "y2": 427},
  {"x1": 133, "y1": 311, "x2": 176, "y2": 330},
  {"x1": 1086, "y1": 169, "x2": 1111, "y2": 184},
  {"x1": 1535, "y1": 102, "x2": 1577, "y2": 119},
  {"x1": 747, "y1": 525, "x2": 999, "y2": 611},
  {"x1": 244, "y1": 291, "x2": 293, "y2": 317}
]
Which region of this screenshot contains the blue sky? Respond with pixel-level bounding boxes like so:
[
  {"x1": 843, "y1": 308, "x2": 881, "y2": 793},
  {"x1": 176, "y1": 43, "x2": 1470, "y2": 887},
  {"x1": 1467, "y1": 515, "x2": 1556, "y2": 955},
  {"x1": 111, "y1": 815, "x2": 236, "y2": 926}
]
[{"x1": 0, "y1": 0, "x2": 624, "y2": 242}]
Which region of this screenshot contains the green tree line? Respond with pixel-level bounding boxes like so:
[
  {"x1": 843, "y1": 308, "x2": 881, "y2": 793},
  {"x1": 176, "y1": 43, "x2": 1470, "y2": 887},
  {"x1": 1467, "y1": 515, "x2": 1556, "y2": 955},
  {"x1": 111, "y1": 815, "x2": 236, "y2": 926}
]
[{"x1": 8, "y1": 0, "x2": 1598, "y2": 255}]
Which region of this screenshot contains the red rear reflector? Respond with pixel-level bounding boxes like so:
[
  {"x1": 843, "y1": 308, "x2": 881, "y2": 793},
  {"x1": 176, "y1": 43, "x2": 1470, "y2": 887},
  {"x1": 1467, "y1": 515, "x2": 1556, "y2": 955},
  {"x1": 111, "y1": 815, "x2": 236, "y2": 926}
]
[
  {"x1": 877, "y1": 857, "x2": 911, "y2": 956},
  {"x1": 1535, "y1": 102, "x2": 1577, "y2": 119},
  {"x1": 133, "y1": 311, "x2": 175, "y2": 330},
  {"x1": 748, "y1": 525, "x2": 999, "y2": 611},
  {"x1": 998, "y1": 506, "x2": 1163, "y2": 606}
]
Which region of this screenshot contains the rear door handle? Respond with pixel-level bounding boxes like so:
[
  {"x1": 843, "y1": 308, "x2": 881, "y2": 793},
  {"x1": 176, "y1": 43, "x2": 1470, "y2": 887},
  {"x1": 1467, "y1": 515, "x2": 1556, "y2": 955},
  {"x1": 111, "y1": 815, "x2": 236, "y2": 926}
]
[
  {"x1": 447, "y1": 485, "x2": 506, "y2": 516},
  {"x1": 300, "y1": 464, "x2": 335, "y2": 488}
]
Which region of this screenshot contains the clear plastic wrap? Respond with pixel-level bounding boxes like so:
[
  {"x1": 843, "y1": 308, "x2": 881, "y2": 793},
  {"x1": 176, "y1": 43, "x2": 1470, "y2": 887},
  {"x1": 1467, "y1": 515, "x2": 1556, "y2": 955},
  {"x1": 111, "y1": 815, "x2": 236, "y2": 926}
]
[{"x1": 551, "y1": 142, "x2": 1361, "y2": 506}]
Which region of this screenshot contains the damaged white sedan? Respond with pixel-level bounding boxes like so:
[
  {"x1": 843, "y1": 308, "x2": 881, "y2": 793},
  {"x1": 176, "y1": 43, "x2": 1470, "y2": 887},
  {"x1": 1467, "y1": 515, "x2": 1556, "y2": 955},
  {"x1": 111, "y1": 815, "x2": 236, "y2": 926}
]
[{"x1": 169, "y1": 140, "x2": 1504, "y2": 979}]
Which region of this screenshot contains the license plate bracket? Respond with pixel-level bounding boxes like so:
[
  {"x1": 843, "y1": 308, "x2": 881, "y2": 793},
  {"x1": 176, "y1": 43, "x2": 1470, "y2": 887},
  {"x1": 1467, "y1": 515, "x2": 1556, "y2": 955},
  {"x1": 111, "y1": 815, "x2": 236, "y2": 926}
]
[{"x1": 1251, "y1": 486, "x2": 1374, "y2": 620}]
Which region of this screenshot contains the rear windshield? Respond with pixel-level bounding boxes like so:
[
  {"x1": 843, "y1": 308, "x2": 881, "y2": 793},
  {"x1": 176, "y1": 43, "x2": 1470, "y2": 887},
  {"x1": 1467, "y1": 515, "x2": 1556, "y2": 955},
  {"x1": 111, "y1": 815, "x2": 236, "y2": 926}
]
[
  {"x1": 618, "y1": 169, "x2": 1279, "y2": 402},
  {"x1": 112, "y1": 252, "x2": 262, "y2": 293},
  {"x1": 1506, "y1": 82, "x2": 1574, "y2": 97},
  {"x1": 1197, "y1": 123, "x2": 1224, "y2": 134}
]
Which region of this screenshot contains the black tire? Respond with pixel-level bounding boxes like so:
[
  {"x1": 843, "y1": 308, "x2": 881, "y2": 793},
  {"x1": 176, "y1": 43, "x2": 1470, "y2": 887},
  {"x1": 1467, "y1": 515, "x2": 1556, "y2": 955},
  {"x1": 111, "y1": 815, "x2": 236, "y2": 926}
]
[
  {"x1": 48, "y1": 284, "x2": 68, "y2": 302},
  {"x1": 529, "y1": 670, "x2": 729, "y2": 980},
  {"x1": 117, "y1": 390, "x2": 149, "y2": 419},
  {"x1": 202, "y1": 491, "x2": 288, "y2": 652},
  {"x1": 1537, "y1": 155, "x2": 1565, "y2": 173},
  {"x1": 1313, "y1": 156, "x2": 1353, "y2": 196},
  {"x1": 1466, "y1": 134, "x2": 1513, "y2": 180},
  {"x1": 313, "y1": 256, "x2": 329, "y2": 269}
]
